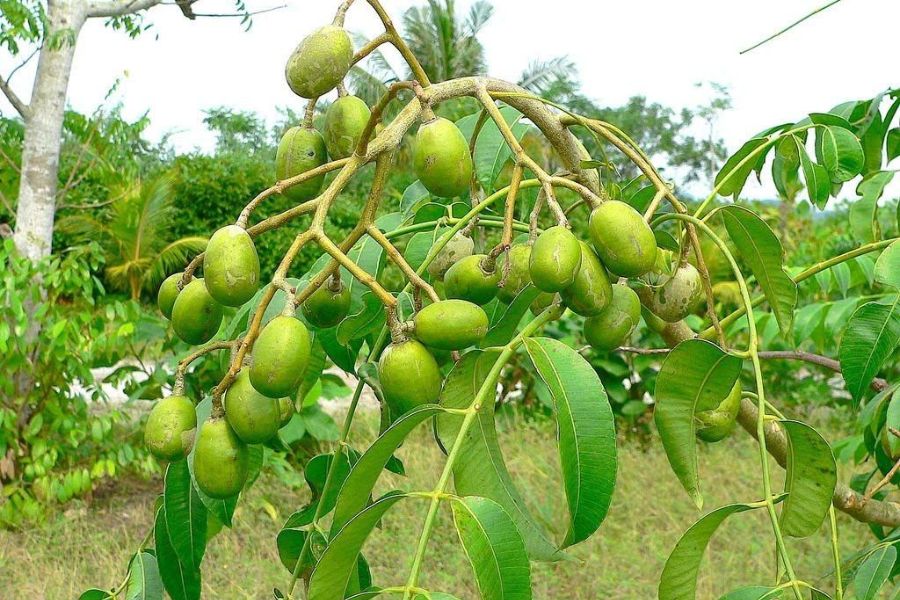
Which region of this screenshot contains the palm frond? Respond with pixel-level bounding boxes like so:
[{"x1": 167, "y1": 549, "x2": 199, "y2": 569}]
[
  {"x1": 465, "y1": 0, "x2": 494, "y2": 36},
  {"x1": 143, "y1": 235, "x2": 208, "y2": 292}
]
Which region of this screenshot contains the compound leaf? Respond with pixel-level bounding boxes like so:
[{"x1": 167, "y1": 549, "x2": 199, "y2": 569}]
[{"x1": 437, "y1": 350, "x2": 561, "y2": 561}]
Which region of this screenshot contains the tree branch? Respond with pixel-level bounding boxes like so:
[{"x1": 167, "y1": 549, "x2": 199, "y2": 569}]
[
  {"x1": 0, "y1": 73, "x2": 30, "y2": 119},
  {"x1": 87, "y1": 0, "x2": 162, "y2": 18}
]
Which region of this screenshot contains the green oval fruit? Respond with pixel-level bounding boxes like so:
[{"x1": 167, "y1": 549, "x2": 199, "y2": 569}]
[
  {"x1": 157, "y1": 272, "x2": 182, "y2": 320},
  {"x1": 427, "y1": 232, "x2": 474, "y2": 279},
  {"x1": 323, "y1": 95, "x2": 371, "y2": 159},
  {"x1": 302, "y1": 280, "x2": 351, "y2": 328},
  {"x1": 276, "y1": 127, "x2": 328, "y2": 202},
  {"x1": 285, "y1": 26, "x2": 353, "y2": 99},
  {"x1": 696, "y1": 383, "x2": 742, "y2": 443},
  {"x1": 444, "y1": 254, "x2": 500, "y2": 305},
  {"x1": 250, "y1": 315, "x2": 311, "y2": 398},
  {"x1": 225, "y1": 370, "x2": 283, "y2": 444},
  {"x1": 530, "y1": 292, "x2": 556, "y2": 316},
  {"x1": 278, "y1": 397, "x2": 295, "y2": 427},
  {"x1": 193, "y1": 419, "x2": 249, "y2": 499},
  {"x1": 378, "y1": 340, "x2": 442, "y2": 417},
  {"x1": 589, "y1": 200, "x2": 658, "y2": 277},
  {"x1": 528, "y1": 226, "x2": 582, "y2": 293},
  {"x1": 560, "y1": 242, "x2": 613, "y2": 316},
  {"x1": 583, "y1": 284, "x2": 641, "y2": 351},
  {"x1": 414, "y1": 299, "x2": 488, "y2": 350},
  {"x1": 204, "y1": 225, "x2": 260, "y2": 307},
  {"x1": 144, "y1": 395, "x2": 196, "y2": 461},
  {"x1": 413, "y1": 117, "x2": 473, "y2": 198},
  {"x1": 171, "y1": 279, "x2": 224, "y2": 345},
  {"x1": 497, "y1": 244, "x2": 532, "y2": 304},
  {"x1": 639, "y1": 263, "x2": 703, "y2": 323}
]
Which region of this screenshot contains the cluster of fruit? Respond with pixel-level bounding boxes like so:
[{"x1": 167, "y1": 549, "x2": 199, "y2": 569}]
[{"x1": 143, "y1": 20, "x2": 741, "y2": 501}]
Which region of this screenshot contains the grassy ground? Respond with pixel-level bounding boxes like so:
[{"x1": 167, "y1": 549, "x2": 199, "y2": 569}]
[{"x1": 0, "y1": 411, "x2": 880, "y2": 599}]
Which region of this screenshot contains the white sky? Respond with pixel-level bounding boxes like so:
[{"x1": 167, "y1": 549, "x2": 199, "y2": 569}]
[{"x1": 1, "y1": 0, "x2": 898, "y2": 198}]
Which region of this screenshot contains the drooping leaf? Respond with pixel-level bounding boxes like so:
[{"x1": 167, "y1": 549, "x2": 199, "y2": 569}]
[
  {"x1": 796, "y1": 137, "x2": 831, "y2": 207},
  {"x1": 154, "y1": 507, "x2": 201, "y2": 600},
  {"x1": 480, "y1": 285, "x2": 542, "y2": 348},
  {"x1": 276, "y1": 503, "x2": 322, "y2": 575},
  {"x1": 307, "y1": 492, "x2": 406, "y2": 600},
  {"x1": 437, "y1": 350, "x2": 561, "y2": 561},
  {"x1": 853, "y1": 544, "x2": 897, "y2": 600},
  {"x1": 779, "y1": 420, "x2": 837, "y2": 537},
  {"x1": 331, "y1": 404, "x2": 444, "y2": 534},
  {"x1": 653, "y1": 339, "x2": 742, "y2": 509},
  {"x1": 318, "y1": 325, "x2": 362, "y2": 374},
  {"x1": 304, "y1": 451, "x2": 354, "y2": 517},
  {"x1": 839, "y1": 296, "x2": 900, "y2": 401},
  {"x1": 524, "y1": 337, "x2": 616, "y2": 546},
  {"x1": 875, "y1": 240, "x2": 900, "y2": 289},
  {"x1": 125, "y1": 552, "x2": 163, "y2": 600},
  {"x1": 451, "y1": 496, "x2": 532, "y2": 600},
  {"x1": 816, "y1": 125, "x2": 864, "y2": 183},
  {"x1": 715, "y1": 137, "x2": 768, "y2": 198},
  {"x1": 721, "y1": 205, "x2": 797, "y2": 339},
  {"x1": 659, "y1": 501, "x2": 773, "y2": 600},
  {"x1": 851, "y1": 171, "x2": 894, "y2": 243},
  {"x1": 164, "y1": 461, "x2": 208, "y2": 571}
]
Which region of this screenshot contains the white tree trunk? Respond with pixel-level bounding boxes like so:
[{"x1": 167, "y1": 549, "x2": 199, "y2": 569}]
[{"x1": 12, "y1": 0, "x2": 87, "y2": 261}]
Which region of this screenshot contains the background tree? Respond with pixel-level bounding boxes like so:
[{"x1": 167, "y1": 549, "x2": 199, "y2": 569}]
[{"x1": 58, "y1": 173, "x2": 206, "y2": 299}]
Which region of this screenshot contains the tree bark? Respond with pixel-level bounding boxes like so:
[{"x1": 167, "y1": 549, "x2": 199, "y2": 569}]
[{"x1": 12, "y1": 0, "x2": 87, "y2": 260}]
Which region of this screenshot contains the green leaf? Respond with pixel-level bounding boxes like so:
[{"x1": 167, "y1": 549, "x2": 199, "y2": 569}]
[
  {"x1": 851, "y1": 171, "x2": 894, "y2": 243},
  {"x1": 307, "y1": 492, "x2": 406, "y2": 600},
  {"x1": 400, "y1": 180, "x2": 430, "y2": 215},
  {"x1": 480, "y1": 285, "x2": 542, "y2": 348},
  {"x1": 437, "y1": 350, "x2": 561, "y2": 561},
  {"x1": 721, "y1": 205, "x2": 797, "y2": 339},
  {"x1": 276, "y1": 503, "x2": 321, "y2": 574},
  {"x1": 125, "y1": 552, "x2": 163, "y2": 600},
  {"x1": 405, "y1": 226, "x2": 448, "y2": 272},
  {"x1": 474, "y1": 107, "x2": 528, "y2": 192},
  {"x1": 337, "y1": 292, "x2": 385, "y2": 345},
  {"x1": 451, "y1": 496, "x2": 532, "y2": 600},
  {"x1": 304, "y1": 451, "x2": 354, "y2": 516},
  {"x1": 779, "y1": 421, "x2": 837, "y2": 537},
  {"x1": 853, "y1": 544, "x2": 897, "y2": 600},
  {"x1": 796, "y1": 137, "x2": 831, "y2": 207},
  {"x1": 524, "y1": 337, "x2": 616, "y2": 546},
  {"x1": 331, "y1": 404, "x2": 444, "y2": 534},
  {"x1": 839, "y1": 296, "x2": 900, "y2": 401},
  {"x1": 715, "y1": 137, "x2": 768, "y2": 198},
  {"x1": 817, "y1": 125, "x2": 864, "y2": 182},
  {"x1": 154, "y1": 507, "x2": 201, "y2": 600},
  {"x1": 653, "y1": 339, "x2": 742, "y2": 509},
  {"x1": 79, "y1": 590, "x2": 113, "y2": 600},
  {"x1": 659, "y1": 501, "x2": 772, "y2": 600},
  {"x1": 164, "y1": 461, "x2": 208, "y2": 571},
  {"x1": 875, "y1": 240, "x2": 900, "y2": 289},
  {"x1": 886, "y1": 128, "x2": 900, "y2": 163},
  {"x1": 318, "y1": 326, "x2": 361, "y2": 374}
]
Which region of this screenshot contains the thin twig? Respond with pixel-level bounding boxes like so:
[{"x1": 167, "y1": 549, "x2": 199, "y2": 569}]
[{"x1": 740, "y1": 0, "x2": 843, "y2": 54}]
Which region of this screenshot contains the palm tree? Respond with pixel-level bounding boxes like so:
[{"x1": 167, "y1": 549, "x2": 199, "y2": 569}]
[{"x1": 58, "y1": 173, "x2": 207, "y2": 299}]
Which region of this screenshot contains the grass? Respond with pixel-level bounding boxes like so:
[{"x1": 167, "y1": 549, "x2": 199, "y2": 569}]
[{"x1": 0, "y1": 411, "x2": 883, "y2": 599}]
